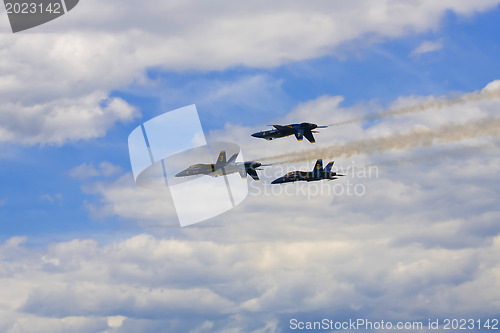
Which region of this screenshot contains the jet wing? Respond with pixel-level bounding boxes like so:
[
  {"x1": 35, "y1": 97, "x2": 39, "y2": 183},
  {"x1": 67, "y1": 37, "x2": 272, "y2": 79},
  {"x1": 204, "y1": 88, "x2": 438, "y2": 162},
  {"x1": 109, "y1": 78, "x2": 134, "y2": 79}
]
[
  {"x1": 303, "y1": 130, "x2": 316, "y2": 143},
  {"x1": 271, "y1": 124, "x2": 288, "y2": 130},
  {"x1": 246, "y1": 168, "x2": 259, "y2": 181}
]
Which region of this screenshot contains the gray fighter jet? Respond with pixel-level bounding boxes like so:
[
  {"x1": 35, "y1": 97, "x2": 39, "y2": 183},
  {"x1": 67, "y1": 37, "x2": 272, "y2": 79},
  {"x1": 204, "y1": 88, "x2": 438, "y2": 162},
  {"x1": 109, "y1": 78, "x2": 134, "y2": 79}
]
[{"x1": 175, "y1": 151, "x2": 265, "y2": 181}]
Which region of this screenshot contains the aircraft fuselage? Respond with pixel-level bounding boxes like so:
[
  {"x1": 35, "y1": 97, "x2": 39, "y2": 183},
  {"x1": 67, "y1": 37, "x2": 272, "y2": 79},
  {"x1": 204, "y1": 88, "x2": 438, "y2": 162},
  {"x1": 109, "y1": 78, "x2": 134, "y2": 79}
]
[
  {"x1": 175, "y1": 151, "x2": 262, "y2": 181},
  {"x1": 271, "y1": 171, "x2": 339, "y2": 184},
  {"x1": 251, "y1": 122, "x2": 322, "y2": 143},
  {"x1": 271, "y1": 159, "x2": 343, "y2": 184},
  {"x1": 174, "y1": 163, "x2": 216, "y2": 177}
]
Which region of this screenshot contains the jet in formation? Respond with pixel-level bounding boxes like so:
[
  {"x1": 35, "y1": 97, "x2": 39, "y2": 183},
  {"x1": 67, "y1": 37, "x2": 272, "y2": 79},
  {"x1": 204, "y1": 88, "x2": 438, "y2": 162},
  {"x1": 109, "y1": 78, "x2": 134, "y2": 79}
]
[
  {"x1": 251, "y1": 122, "x2": 327, "y2": 143},
  {"x1": 271, "y1": 159, "x2": 344, "y2": 184},
  {"x1": 175, "y1": 150, "x2": 265, "y2": 181}
]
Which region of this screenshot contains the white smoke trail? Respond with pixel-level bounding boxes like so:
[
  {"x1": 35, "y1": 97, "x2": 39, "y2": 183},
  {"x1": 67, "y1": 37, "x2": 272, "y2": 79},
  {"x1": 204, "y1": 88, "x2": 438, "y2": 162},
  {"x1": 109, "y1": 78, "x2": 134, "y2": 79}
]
[
  {"x1": 328, "y1": 85, "x2": 500, "y2": 126},
  {"x1": 261, "y1": 116, "x2": 500, "y2": 164}
]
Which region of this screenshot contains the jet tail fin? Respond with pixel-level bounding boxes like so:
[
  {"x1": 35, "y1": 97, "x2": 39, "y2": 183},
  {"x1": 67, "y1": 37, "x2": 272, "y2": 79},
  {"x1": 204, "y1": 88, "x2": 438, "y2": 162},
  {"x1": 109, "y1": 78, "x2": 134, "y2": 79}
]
[
  {"x1": 324, "y1": 161, "x2": 334, "y2": 172},
  {"x1": 227, "y1": 152, "x2": 239, "y2": 164},
  {"x1": 312, "y1": 159, "x2": 323, "y2": 177},
  {"x1": 214, "y1": 150, "x2": 227, "y2": 169}
]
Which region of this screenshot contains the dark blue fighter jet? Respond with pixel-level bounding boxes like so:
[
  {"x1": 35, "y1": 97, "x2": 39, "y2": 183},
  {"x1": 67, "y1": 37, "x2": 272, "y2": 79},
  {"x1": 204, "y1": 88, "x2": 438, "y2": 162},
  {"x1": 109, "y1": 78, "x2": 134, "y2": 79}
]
[
  {"x1": 271, "y1": 159, "x2": 344, "y2": 184},
  {"x1": 251, "y1": 122, "x2": 327, "y2": 143}
]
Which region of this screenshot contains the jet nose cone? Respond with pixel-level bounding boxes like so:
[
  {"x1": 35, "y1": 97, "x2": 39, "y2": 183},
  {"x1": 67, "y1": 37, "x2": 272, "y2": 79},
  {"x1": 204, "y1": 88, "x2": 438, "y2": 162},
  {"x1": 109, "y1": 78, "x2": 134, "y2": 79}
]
[
  {"x1": 175, "y1": 170, "x2": 187, "y2": 177},
  {"x1": 271, "y1": 178, "x2": 282, "y2": 184},
  {"x1": 251, "y1": 132, "x2": 260, "y2": 138}
]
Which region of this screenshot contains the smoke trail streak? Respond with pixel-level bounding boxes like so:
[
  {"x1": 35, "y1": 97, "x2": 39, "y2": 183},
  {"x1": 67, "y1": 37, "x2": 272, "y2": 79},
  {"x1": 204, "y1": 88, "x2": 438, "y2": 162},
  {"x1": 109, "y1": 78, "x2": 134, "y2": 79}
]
[
  {"x1": 260, "y1": 116, "x2": 500, "y2": 164},
  {"x1": 336, "y1": 143, "x2": 496, "y2": 173},
  {"x1": 369, "y1": 143, "x2": 496, "y2": 168},
  {"x1": 328, "y1": 86, "x2": 500, "y2": 126}
]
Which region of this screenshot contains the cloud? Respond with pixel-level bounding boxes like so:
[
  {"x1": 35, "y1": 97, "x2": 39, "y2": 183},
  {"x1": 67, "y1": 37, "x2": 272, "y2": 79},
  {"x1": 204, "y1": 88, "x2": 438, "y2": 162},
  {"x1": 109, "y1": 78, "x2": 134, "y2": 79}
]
[
  {"x1": 136, "y1": 73, "x2": 292, "y2": 127},
  {"x1": 2, "y1": 315, "x2": 108, "y2": 333},
  {"x1": 411, "y1": 39, "x2": 444, "y2": 56},
  {"x1": 2, "y1": 3, "x2": 500, "y2": 331},
  {"x1": 69, "y1": 162, "x2": 122, "y2": 180},
  {"x1": 41, "y1": 193, "x2": 63, "y2": 203},
  {"x1": 50, "y1": 80, "x2": 499, "y2": 330},
  {"x1": 0, "y1": 218, "x2": 499, "y2": 331},
  {"x1": 50, "y1": 0, "x2": 499, "y2": 70},
  {"x1": 1, "y1": 0, "x2": 500, "y2": 145},
  {"x1": 83, "y1": 174, "x2": 178, "y2": 225},
  {"x1": 0, "y1": 94, "x2": 138, "y2": 145},
  {"x1": 205, "y1": 80, "x2": 500, "y2": 167},
  {"x1": 263, "y1": 116, "x2": 500, "y2": 164}
]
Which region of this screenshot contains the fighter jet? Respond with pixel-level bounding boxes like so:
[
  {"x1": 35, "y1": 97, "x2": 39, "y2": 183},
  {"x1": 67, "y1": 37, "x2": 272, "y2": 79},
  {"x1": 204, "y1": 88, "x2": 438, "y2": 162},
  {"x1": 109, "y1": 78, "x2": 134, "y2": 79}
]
[
  {"x1": 271, "y1": 159, "x2": 344, "y2": 184},
  {"x1": 175, "y1": 150, "x2": 265, "y2": 181},
  {"x1": 209, "y1": 159, "x2": 267, "y2": 181},
  {"x1": 251, "y1": 122, "x2": 327, "y2": 143}
]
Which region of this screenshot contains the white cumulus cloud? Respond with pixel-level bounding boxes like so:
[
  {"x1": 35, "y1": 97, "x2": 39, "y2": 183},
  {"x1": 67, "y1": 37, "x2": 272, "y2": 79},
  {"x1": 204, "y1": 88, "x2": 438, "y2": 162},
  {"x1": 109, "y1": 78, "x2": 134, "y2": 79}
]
[{"x1": 411, "y1": 39, "x2": 444, "y2": 56}]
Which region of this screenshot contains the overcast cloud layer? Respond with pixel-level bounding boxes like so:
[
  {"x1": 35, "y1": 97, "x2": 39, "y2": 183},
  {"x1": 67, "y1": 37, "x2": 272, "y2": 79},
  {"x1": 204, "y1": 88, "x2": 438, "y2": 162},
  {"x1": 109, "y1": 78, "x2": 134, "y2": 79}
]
[{"x1": 1, "y1": 80, "x2": 499, "y2": 331}]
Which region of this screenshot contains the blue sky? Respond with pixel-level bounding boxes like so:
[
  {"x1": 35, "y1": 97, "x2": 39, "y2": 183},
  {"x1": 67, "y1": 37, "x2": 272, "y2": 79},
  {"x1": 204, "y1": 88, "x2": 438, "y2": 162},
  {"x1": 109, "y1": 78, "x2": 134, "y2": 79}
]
[
  {"x1": 3, "y1": 5, "x2": 500, "y2": 240},
  {"x1": 1, "y1": 1, "x2": 500, "y2": 332}
]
